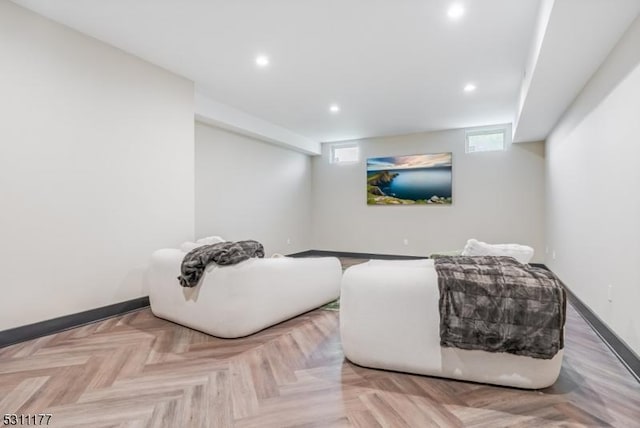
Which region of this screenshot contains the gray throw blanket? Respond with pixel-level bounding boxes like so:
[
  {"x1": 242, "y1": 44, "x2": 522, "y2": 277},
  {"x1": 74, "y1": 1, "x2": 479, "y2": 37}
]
[
  {"x1": 434, "y1": 256, "x2": 566, "y2": 359},
  {"x1": 178, "y1": 240, "x2": 264, "y2": 288}
]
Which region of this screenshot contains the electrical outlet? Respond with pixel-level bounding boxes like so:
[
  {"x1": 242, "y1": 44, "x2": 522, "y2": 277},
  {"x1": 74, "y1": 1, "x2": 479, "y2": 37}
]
[
  {"x1": 552, "y1": 250, "x2": 556, "y2": 260},
  {"x1": 403, "y1": 238, "x2": 409, "y2": 246},
  {"x1": 286, "y1": 238, "x2": 291, "y2": 245},
  {"x1": 545, "y1": 246, "x2": 549, "y2": 254},
  {"x1": 607, "y1": 284, "x2": 613, "y2": 302}
]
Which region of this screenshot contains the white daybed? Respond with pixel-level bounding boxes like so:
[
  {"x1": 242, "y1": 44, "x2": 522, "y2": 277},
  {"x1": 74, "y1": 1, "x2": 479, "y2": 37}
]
[
  {"x1": 148, "y1": 248, "x2": 342, "y2": 338},
  {"x1": 340, "y1": 259, "x2": 564, "y2": 389}
]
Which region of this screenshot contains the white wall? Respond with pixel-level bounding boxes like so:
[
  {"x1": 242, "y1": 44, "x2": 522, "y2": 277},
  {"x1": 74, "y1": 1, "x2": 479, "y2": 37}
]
[
  {"x1": 311, "y1": 127, "x2": 546, "y2": 260},
  {"x1": 0, "y1": 2, "x2": 195, "y2": 330},
  {"x1": 195, "y1": 122, "x2": 312, "y2": 255},
  {"x1": 546, "y1": 16, "x2": 640, "y2": 355}
]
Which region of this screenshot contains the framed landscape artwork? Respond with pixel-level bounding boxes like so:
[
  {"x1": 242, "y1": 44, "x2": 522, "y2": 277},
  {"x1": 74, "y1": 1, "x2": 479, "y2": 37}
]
[{"x1": 367, "y1": 153, "x2": 452, "y2": 205}]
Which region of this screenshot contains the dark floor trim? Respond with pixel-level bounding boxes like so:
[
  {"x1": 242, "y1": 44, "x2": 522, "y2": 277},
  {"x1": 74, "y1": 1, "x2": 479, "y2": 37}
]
[
  {"x1": 562, "y1": 284, "x2": 640, "y2": 383},
  {"x1": 288, "y1": 249, "x2": 428, "y2": 260},
  {"x1": 535, "y1": 264, "x2": 639, "y2": 382},
  {"x1": 0, "y1": 296, "x2": 150, "y2": 349}
]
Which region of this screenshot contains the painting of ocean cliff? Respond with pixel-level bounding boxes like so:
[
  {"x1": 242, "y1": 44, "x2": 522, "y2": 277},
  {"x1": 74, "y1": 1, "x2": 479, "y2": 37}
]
[{"x1": 367, "y1": 153, "x2": 452, "y2": 205}]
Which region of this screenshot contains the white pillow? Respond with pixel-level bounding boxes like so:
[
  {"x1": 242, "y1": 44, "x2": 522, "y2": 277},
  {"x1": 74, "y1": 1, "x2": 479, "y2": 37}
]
[
  {"x1": 179, "y1": 236, "x2": 226, "y2": 252},
  {"x1": 271, "y1": 253, "x2": 287, "y2": 258},
  {"x1": 461, "y1": 239, "x2": 534, "y2": 264},
  {"x1": 179, "y1": 241, "x2": 206, "y2": 252},
  {"x1": 195, "y1": 235, "x2": 226, "y2": 245}
]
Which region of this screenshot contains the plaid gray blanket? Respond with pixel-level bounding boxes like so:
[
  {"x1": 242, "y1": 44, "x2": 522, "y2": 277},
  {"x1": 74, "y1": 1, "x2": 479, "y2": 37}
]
[
  {"x1": 434, "y1": 256, "x2": 566, "y2": 359},
  {"x1": 178, "y1": 240, "x2": 264, "y2": 288}
]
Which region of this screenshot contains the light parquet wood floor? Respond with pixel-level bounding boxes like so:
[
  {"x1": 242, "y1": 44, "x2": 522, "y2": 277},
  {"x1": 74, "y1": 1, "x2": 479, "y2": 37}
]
[{"x1": 1, "y1": 258, "x2": 639, "y2": 427}]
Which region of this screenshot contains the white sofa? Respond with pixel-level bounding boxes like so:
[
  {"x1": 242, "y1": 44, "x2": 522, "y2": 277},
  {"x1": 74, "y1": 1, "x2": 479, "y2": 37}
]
[
  {"x1": 340, "y1": 259, "x2": 564, "y2": 389},
  {"x1": 148, "y1": 248, "x2": 342, "y2": 338}
]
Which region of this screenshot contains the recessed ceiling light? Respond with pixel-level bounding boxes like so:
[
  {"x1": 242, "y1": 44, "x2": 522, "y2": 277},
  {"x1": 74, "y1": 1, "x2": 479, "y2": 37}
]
[
  {"x1": 464, "y1": 83, "x2": 476, "y2": 92},
  {"x1": 447, "y1": 3, "x2": 465, "y2": 20},
  {"x1": 329, "y1": 104, "x2": 340, "y2": 113},
  {"x1": 255, "y1": 55, "x2": 269, "y2": 68}
]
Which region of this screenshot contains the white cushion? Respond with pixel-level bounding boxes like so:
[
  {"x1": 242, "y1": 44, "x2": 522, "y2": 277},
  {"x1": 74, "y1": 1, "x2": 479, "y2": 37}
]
[
  {"x1": 148, "y1": 250, "x2": 341, "y2": 338},
  {"x1": 461, "y1": 239, "x2": 534, "y2": 264},
  {"x1": 340, "y1": 261, "x2": 563, "y2": 389}
]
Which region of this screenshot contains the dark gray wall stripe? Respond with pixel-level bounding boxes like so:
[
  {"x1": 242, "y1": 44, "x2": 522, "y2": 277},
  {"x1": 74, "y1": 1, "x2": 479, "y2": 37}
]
[
  {"x1": 562, "y1": 285, "x2": 640, "y2": 382},
  {"x1": 530, "y1": 264, "x2": 638, "y2": 382},
  {"x1": 0, "y1": 296, "x2": 150, "y2": 348},
  {"x1": 288, "y1": 249, "x2": 427, "y2": 260}
]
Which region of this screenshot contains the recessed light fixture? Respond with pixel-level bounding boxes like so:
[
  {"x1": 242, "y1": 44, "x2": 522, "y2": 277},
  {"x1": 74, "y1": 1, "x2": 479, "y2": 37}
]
[
  {"x1": 447, "y1": 3, "x2": 465, "y2": 20},
  {"x1": 329, "y1": 104, "x2": 340, "y2": 113},
  {"x1": 255, "y1": 55, "x2": 269, "y2": 68},
  {"x1": 463, "y1": 83, "x2": 476, "y2": 93}
]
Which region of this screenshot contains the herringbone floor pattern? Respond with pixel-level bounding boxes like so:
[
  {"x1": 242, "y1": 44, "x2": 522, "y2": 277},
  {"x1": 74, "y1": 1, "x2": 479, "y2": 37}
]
[{"x1": 1, "y1": 258, "x2": 638, "y2": 427}]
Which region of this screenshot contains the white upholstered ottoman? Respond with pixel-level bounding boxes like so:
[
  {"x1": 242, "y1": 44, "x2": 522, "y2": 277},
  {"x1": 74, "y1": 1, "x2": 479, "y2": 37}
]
[
  {"x1": 148, "y1": 249, "x2": 342, "y2": 338},
  {"x1": 340, "y1": 259, "x2": 564, "y2": 389}
]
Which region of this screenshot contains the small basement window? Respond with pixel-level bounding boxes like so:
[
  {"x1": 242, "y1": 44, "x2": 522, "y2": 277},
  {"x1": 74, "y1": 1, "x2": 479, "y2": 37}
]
[
  {"x1": 465, "y1": 128, "x2": 506, "y2": 153},
  {"x1": 330, "y1": 143, "x2": 359, "y2": 164}
]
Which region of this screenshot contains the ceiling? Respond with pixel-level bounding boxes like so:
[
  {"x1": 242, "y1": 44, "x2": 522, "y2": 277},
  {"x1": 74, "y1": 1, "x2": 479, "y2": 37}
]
[
  {"x1": 12, "y1": 0, "x2": 540, "y2": 143},
  {"x1": 513, "y1": 0, "x2": 640, "y2": 143}
]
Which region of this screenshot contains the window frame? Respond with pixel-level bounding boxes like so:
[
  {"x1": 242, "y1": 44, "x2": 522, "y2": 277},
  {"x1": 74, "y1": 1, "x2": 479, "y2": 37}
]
[
  {"x1": 465, "y1": 128, "x2": 507, "y2": 153},
  {"x1": 330, "y1": 142, "x2": 360, "y2": 164}
]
